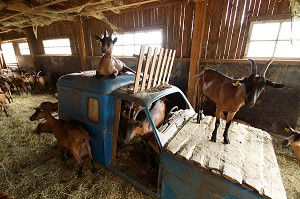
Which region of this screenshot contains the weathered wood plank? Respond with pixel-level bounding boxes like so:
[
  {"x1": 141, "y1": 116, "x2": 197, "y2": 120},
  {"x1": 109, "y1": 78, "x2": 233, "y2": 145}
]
[
  {"x1": 235, "y1": 0, "x2": 252, "y2": 58},
  {"x1": 187, "y1": 0, "x2": 207, "y2": 107},
  {"x1": 166, "y1": 115, "x2": 198, "y2": 154},
  {"x1": 189, "y1": 116, "x2": 215, "y2": 167},
  {"x1": 162, "y1": 49, "x2": 173, "y2": 84},
  {"x1": 133, "y1": 45, "x2": 145, "y2": 93},
  {"x1": 147, "y1": 47, "x2": 159, "y2": 89},
  {"x1": 206, "y1": 0, "x2": 225, "y2": 59},
  {"x1": 166, "y1": 50, "x2": 176, "y2": 84},
  {"x1": 229, "y1": 0, "x2": 246, "y2": 59},
  {"x1": 165, "y1": 115, "x2": 287, "y2": 199},
  {"x1": 157, "y1": 49, "x2": 169, "y2": 86},
  {"x1": 152, "y1": 48, "x2": 164, "y2": 87},
  {"x1": 223, "y1": 0, "x2": 238, "y2": 59},
  {"x1": 141, "y1": 46, "x2": 153, "y2": 91},
  {"x1": 178, "y1": 116, "x2": 206, "y2": 160}
]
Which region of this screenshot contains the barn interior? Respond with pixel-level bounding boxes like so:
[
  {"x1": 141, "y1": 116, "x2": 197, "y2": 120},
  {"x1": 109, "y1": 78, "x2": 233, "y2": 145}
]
[{"x1": 0, "y1": 0, "x2": 300, "y2": 198}]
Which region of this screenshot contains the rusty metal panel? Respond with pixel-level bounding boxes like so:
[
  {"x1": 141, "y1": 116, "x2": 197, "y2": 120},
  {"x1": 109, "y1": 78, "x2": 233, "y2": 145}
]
[{"x1": 160, "y1": 151, "x2": 265, "y2": 199}]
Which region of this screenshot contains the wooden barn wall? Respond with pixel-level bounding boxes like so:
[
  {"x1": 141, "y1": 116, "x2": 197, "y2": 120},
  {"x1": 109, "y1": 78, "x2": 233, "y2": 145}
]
[
  {"x1": 201, "y1": 0, "x2": 291, "y2": 60},
  {"x1": 25, "y1": 20, "x2": 82, "y2": 82},
  {"x1": 83, "y1": 2, "x2": 195, "y2": 58}
]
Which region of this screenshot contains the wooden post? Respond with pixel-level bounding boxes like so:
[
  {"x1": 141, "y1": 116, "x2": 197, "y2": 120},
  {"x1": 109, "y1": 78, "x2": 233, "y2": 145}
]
[
  {"x1": 112, "y1": 99, "x2": 121, "y2": 162},
  {"x1": 75, "y1": 16, "x2": 89, "y2": 71},
  {"x1": 187, "y1": 0, "x2": 207, "y2": 108},
  {"x1": 23, "y1": 27, "x2": 42, "y2": 72}
]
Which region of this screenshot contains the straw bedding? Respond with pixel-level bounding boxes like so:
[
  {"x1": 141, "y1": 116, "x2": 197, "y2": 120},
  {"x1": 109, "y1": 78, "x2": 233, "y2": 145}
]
[{"x1": 0, "y1": 93, "x2": 299, "y2": 198}]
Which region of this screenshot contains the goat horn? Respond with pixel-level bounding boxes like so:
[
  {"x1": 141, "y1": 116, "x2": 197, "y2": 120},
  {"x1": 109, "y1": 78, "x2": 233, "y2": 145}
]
[
  {"x1": 261, "y1": 58, "x2": 275, "y2": 77},
  {"x1": 248, "y1": 59, "x2": 257, "y2": 75},
  {"x1": 104, "y1": 30, "x2": 108, "y2": 38},
  {"x1": 132, "y1": 108, "x2": 144, "y2": 120}
]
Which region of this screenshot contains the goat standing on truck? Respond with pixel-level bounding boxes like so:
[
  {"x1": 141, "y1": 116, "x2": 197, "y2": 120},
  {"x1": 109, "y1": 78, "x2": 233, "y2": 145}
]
[
  {"x1": 30, "y1": 108, "x2": 97, "y2": 177},
  {"x1": 95, "y1": 30, "x2": 136, "y2": 78},
  {"x1": 195, "y1": 59, "x2": 285, "y2": 144}
]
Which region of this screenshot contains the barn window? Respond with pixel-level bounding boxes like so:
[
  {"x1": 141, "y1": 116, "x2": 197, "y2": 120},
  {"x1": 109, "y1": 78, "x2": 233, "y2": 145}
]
[
  {"x1": 42, "y1": 38, "x2": 72, "y2": 55},
  {"x1": 113, "y1": 29, "x2": 163, "y2": 56},
  {"x1": 1, "y1": 42, "x2": 18, "y2": 66},
  {"x1": 19, "y1": 42, "x2": 30, "y2": 55},
  {"x1": 245, "y1": 20, "x2": 300, "y2": 59}
]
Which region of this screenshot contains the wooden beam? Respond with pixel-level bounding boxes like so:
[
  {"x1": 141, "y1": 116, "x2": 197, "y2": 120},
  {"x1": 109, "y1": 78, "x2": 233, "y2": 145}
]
[
  {"x1": 75, "y1": 16, "x2": 89, "y2": 71},
  {"x1": 0, "y1": 0, "x2": 68, "y2": 22},
  {"x1": 187, "y1": 0, "x2": 207, "y2": 108}
]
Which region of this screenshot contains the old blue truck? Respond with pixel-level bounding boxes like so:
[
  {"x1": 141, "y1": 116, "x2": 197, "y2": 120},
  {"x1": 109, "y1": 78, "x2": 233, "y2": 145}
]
[{"x1": 57, "y1": 69, "x2": 286, "y2": 199}]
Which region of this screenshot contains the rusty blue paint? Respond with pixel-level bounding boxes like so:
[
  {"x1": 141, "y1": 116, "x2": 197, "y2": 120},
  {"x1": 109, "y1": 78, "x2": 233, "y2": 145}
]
[
  {"x1": 57, "y1": 71, "x2": 267, "y2": 198},
  {"x1": 160, "y1": 151, "x2": 264, "y2": 199}
]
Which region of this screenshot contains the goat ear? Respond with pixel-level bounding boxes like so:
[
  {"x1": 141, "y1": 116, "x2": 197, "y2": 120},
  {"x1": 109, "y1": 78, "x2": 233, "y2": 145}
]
[
  {"x1": 112, "y1": 37, "x2": 118, "y2": 44},
  {"x1": 266, "y1": 79, "x2": 285, "y2": 88},
  {"x1": 285, "y1": 124, "x2": 294, "y2": 133}
]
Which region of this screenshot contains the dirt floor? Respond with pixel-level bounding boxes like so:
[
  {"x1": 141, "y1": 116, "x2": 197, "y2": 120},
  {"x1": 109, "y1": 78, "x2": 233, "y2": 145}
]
[{"x1": 0, "y1": 93, "x2": 299, "y2": 198}]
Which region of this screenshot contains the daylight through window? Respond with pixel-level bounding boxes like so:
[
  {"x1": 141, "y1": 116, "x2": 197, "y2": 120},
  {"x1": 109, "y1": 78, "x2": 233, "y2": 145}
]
[
  {"x1": 245, "y1": 20, "x2": 300, "y2": 59},
  {"x1": 42, "y1": 38, "x2": 72, "y2": 55},
  {"x1": 19, "y1": 42, "x2": 30, "y2": 55},
  {"x1": 113, "y1": 30, "x2": 163, "y2": 56}
]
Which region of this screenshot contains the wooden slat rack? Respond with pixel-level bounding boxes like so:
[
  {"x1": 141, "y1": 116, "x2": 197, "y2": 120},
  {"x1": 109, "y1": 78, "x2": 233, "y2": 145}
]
[{"x1": 133, "y1": 45, "x2": 176, "y2": 93}]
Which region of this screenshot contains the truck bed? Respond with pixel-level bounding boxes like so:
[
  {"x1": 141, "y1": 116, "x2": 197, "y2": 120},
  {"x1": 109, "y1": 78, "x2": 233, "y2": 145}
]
[{"x1": 164, "y1": 115, "x2": 286, "y2": 199}]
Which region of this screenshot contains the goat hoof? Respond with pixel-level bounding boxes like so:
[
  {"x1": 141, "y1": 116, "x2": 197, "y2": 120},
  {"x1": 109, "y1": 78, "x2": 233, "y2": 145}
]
[
  {"x1": 210, "y1": 136, "x2": 216, "y2": 142},
  {"x1": 110, "y1": 73, "x2": 117, "y2": 79},
  {"x1": 224, "y1": 138, "x2": 230, "y2": 144},
  {"x1": 91, "y1": 168, "x2": 97, "y2": 174}
]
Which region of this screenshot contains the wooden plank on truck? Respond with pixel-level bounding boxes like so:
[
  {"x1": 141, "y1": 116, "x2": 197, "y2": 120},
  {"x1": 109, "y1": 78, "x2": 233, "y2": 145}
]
[
  {"x1": 164, "y1": 115, "x2": 286, "y2": 199},
  {"x1": 133, "y1": 45, "x2": 145, "y2": 93}
]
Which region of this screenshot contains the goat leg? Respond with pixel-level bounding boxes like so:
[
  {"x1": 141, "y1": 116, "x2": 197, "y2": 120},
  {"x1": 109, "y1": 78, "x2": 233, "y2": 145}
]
[
  {"x1": 211, "y1": 118, "x2": 220, "y2": 142},
  {"x1": 90, "y1": 160, "x2": 97, "y2": 174},
  {"x1": 223, "y1": 121, "x2": 232, "y2": 144},
  {"x1": 77, "y1": 165, "x2": 83, "y2": 177},
  {"x1": 197, "y1": 95, "x2": 206, "y2": 123},
  {"x1": 4, "y1": 107, "x2": 9, "y2": 117}
]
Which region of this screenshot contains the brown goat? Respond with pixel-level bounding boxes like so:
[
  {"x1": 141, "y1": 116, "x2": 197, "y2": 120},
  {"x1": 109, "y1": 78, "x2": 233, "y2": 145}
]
[
  {"x1": 124, "y1": 99, "x2": 166, "y2": 153},
  {"x1": 195, "y1": 59, "x2": 285, "y2": 144},
  {"x1": 283, "y1": 125, "x2": 300, "y2": 166},
  {"x1": 36, "y1": 121, "x2": 51, "y2": 134},
  {"x1": 11, "y1": 77, "x2": 28, "y2": 95},
  {"x1": 95, "y1": 31, "x2": 136, "y2": 78},
  {"x1": 0, "y1": 89, "x2": 9, "y2": 117},
  {"x1": 0, "y1": 192, "x2": 14, "y2": 199},
  {"x1": 39, "y1": 101, "x2": 58, "y2": 113},
  {"x1": 0, "y1": 82, "x2": 13, "y2": 103},
  {"x1": 30, "y1": 108, "x2": 97, "y2": 177},
  {"x1": 24, "y1": 72, "x2": 37, "y2": 91},
  {"x1": 36, "y1": 71, "x2": 52, "y2": 93}
]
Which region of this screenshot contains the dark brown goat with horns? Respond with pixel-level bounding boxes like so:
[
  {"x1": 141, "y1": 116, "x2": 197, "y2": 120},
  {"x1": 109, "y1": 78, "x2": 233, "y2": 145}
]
[
  {"x1": 95, "y1": 30, "x2": 136, "y2": 78},
  {"x1": 195, "y1": 59, "x2": 285, "y2": 144}
]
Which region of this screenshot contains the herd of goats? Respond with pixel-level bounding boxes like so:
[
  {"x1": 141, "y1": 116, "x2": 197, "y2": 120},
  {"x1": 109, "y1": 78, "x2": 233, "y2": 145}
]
[
  {"x1": 0, "y1": 30, "x2": 300, "y2": 198},
  {"x1": 0, "y1": 69, "x2": 52, "y2": 117}
]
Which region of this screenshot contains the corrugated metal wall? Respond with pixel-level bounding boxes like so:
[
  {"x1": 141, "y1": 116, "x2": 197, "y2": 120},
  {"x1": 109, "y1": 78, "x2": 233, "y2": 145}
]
[{"x1": 201, "y1": 0, "x2": 291, "y2": 60}]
